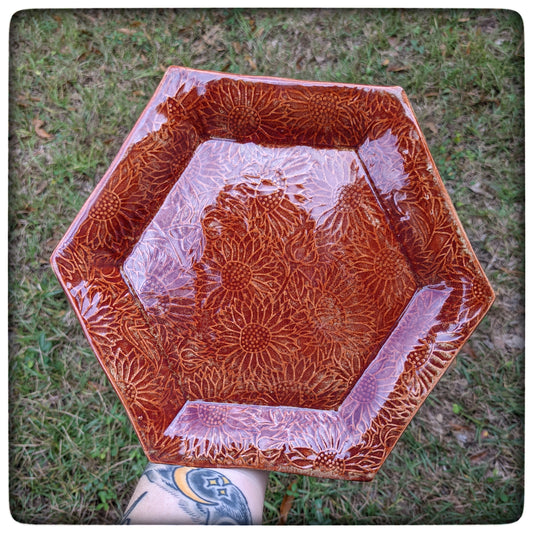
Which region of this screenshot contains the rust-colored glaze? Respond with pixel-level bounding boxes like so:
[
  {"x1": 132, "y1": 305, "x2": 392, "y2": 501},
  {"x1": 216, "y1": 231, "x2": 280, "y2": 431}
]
[{"x1": 51, "y1": 67, "x2": 495, "y2": 481}]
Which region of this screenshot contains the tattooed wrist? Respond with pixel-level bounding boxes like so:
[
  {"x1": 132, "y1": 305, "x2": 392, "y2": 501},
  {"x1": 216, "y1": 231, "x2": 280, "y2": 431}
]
[{"x1": 122, "y1": 463, "x2": 254, "y2": 525}]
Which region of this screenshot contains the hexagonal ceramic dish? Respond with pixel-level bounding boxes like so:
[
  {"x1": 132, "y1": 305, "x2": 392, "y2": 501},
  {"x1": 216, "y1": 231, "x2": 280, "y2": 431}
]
[{"x1": 51, "y1": 67, "x2": 494, "y2": 480}]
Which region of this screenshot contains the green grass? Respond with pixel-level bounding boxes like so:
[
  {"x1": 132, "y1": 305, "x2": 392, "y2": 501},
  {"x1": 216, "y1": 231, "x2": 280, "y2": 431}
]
[{"x1": 9, "y1": 8, "x2": 524, "y2": 525}]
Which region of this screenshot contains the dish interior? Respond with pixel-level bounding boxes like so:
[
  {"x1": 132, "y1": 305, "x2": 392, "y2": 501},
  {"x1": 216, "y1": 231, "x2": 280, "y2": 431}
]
[{"x1": 122, "y1": 138, "x2": 418, "y2": 411}]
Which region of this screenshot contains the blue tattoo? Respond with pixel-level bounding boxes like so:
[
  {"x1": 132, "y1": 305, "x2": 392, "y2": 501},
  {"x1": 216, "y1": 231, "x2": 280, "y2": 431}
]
[{"x1": 143, "y1": 464, "x2": 252, "y2": 525}]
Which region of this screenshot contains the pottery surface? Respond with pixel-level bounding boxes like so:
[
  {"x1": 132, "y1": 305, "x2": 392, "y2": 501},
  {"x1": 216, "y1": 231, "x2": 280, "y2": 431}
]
[{"x1": 51, "y1": 67, "x2": 494, "y2": 480}]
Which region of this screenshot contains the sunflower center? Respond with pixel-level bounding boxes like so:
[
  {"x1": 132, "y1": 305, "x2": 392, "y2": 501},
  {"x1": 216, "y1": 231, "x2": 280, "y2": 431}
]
[
  {"x1": 313, "y1": 451, "x2": 345, "y2": 473},
  {"x1": 170, "y1": 149, "x2": 194, "y2": 175},
  {"x1": 228, "y1": 105, "x2": 261, "y2": 138},
  {"x1": 89, "y1": 190, "x2": 121, "y2": 221},
  {"x1": 140, "y1": 277, "x2": 169, "y2": 313},
  {"x1": 308, "y1": 93, "x2": 340, "y2": 127},
  {"x1": 118, "y1": 380, "x2": 137, "y2": 403},
  {"x1": 240, "y1": 323, "x2": 272, "y2": 352},
  {"x1": 373, "y1": 248, "x2": 406, "y2": 280},
  {"x1": 353, "y1": 374, "x2": 377, "y2": 403},
  {"x1": 274, "y1": 380, "x2": 309, "y2": 402},
  {"x1": 336, "y1": 184, "x2": 363, "y2": 211},
  {"x1": 408, "y1": 345, "x2": 430, "y2": 368},
  {"x1": 471, "y1": 279, "x2": 485, "y2": 302},
  {"x1": 197, "y1": 403, "x2": 227, "y2": 427},
  {"x1": 274, "y1": 380, "x2": 295, "y2": 397},
  {"x1": 256, "y1": 189, "x2": 284, "y2": 211},
  {"x1": 166, "y1": 97, "x2": 185, "y2": 119},
  {"x1": 221, "y1": 261, "x2": 252, "y2": 291},
  {"x1": 408, "y1": 342, "x2": 432, "y2": 369}
]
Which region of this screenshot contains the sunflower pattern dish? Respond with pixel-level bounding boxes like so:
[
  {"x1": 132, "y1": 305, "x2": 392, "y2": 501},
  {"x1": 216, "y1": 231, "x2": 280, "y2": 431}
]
[{"x1": 51, "y1": 67, "x2": 494, "y2": 481}]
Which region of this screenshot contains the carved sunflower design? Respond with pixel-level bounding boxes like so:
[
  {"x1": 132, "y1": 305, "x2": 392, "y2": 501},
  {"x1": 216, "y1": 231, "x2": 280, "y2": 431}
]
[
  {"x1": 401, "y1": 333, "x2": 445, "y2": 399},
  {"x1": 182, "y1": 364, "x2": 243, "y2": 404},
  {"x1": 224, "y1": 144, "x2": 314, "y2": 199},
  {"x1": 305, "y1": 151, "x2": 361, "y2": 216},
  {"x1": 209, "y1": 296, "x2": 310, "y2": 376},
  {"x1": 439, "y1": 262, "x2": 494, "y2": 328},
  {"x1": 357, "y1": 128, "x2": 412, "y2": 196},
  {"x1": 128, "y1": 121, "x2": 201, "y2": 204},
  {"x1": 66, "y1": 278, "x2": 127, "y2": 350},
  {"x1": 199, "y1": 78, "x2": 286, "y2": 142},
  {"x1": 306, "y1": 153, "x2": 385, "y2": 242},
  {"x1": 165, "y1": 140, "x2": 232, "y2": 220},
  {"x1": 165, "y1": 402, "x2": 255, "y2": 459},
  {"x1": 283, "y1": 215, "x2": 321, "y2": 271},
  {"x1": 56, "y1": 240, "x2": 124, "y2": 286},
  {"x1": 249, "y1": 358, "x2": 349, "y2": 410},
  {"x1": 392, "y1": 192, "x2": 458, "y2": 283},
  {"x1": 286, "y1": 86, "x2": 358, "y2": 148},
  {"x1": 196, "y1": 229, "x2": 286, "y2": 311},
  {"x1": 81, "y1": 175, "x2": 151, "y2": 250},
  {"x1": 285, "y1": 421, "x2": 354, "y2": 477},
  {"x1": 305, "y1": 261, "x2": 375, "y2": 347},
  {"x1": 107, "y1": 352, "x2": 166, "y2": 421},
  {"x1": 200, "y1": 189, "x2": 250, "y2": 243},
  {"x1": 157, "y1": 77, "x2": 204, "y2": 126},
  {"x1": 339, "y1": 361, "x2": 399, "y2": 437},
  {"x1": 122, "y1": 246, "x2": 196, "y2": 333},
  {"x1": 242, "y1": 185, "x2": 305, "y2": 240},
  {"x1": 343, "y1": 226, "x2": 418, "y2": 317},
  {"x1": 222, "y1": 144, "x2": 315, "y2": 238},
  {"x1": 164, "y1": 327, "x2": 211, "y2": 378}
]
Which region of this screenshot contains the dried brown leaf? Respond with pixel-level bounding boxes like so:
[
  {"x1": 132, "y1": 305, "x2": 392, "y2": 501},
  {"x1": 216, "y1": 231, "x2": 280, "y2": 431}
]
[
  {"x1": 470, "y1": 450, "x2": 489, "y2": 463},
  {"x1": 450, "y1": 423, "x2": 471, "y2": 432},
  {"x1": 32, "y1": 118, "x2": 53, "y2": 139},
  {"x1": 426, "y1": 121, "x2": 438, "y2": 134},
  {"x1": 16, "y1": 95, "x2": 30, "y2": 108},
  {"x1": 35, "y1": 181, "x2": 48, "y2": 195},
  {"x1": 278, "y1": 481, "x2": 297, "y2": 525},
  {"x1": 461, "y1": 342, "x2": 477, "y2": 359},
  {"x1": 388, "y1": 36, "x2": 399, "y2": 48},
  {"x1": 245, "y1": 55, "x2": 257, "y2": 70},
  {"x1": 278, "y1": 494, "x2": 294, "y2": 524},
  {"x1": 386, "y1": 64, "x2": 410, "y2": 72}
]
